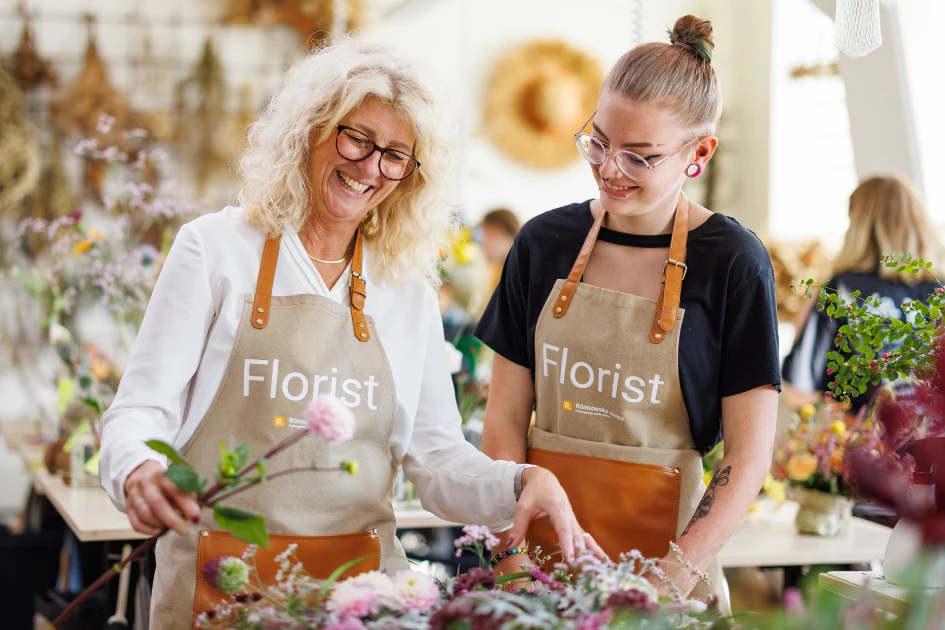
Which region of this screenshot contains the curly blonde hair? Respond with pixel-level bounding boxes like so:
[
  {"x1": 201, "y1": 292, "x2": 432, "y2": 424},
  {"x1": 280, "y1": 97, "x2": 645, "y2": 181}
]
[{"x1": 238, "y1": 37, "x2": 455, "y2": 287}]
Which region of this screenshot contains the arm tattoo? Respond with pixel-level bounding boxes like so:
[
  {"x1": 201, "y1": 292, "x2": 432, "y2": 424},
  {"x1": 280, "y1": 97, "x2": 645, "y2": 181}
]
[{"x1": 680, "y1": 466, "x2": 731, "y2": 537}]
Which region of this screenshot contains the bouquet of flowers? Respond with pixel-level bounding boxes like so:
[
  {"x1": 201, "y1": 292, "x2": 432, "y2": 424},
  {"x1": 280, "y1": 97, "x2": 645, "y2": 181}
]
[
  {"x1": 773, "y1": 402, "x2": 882, "y2": 497},
  {"x1": 196, "y1": 526, "x2": 716, "y2": 629}
]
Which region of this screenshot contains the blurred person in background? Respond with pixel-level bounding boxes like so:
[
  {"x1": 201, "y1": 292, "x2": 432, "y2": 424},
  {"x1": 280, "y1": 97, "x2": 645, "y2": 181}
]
[
  {"x1": 783, "y1": 174, "x2": 945, "y2": 413},
  {"x1": 478, "y1": 208, "x2": 522, "y2": 292}
]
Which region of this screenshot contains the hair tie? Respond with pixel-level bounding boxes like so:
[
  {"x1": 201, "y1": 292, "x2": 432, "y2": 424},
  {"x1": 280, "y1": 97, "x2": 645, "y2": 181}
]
[{"x1": 673, "y1": 41, "x2": 694, "y2": 52}]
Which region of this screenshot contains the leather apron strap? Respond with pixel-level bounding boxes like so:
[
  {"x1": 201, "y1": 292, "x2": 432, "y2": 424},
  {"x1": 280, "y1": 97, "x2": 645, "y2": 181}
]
[
  {"x1": 552, "y1": 192, "x2": 691, "y2": 345},
  {"x1": 252, "y1": 230, "x2": 370, "y2": 342}
]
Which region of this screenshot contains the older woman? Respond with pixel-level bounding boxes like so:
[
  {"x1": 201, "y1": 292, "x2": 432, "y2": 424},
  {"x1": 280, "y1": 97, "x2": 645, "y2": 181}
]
[{"x1": 99, "y1": 40, "x2": 593, "y2": 629}]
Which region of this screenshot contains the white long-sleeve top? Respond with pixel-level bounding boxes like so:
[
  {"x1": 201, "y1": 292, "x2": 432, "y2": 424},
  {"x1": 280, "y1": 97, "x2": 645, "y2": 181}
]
[{"x1": 99, "y1": 206, "x2": 521, "y2": 530}]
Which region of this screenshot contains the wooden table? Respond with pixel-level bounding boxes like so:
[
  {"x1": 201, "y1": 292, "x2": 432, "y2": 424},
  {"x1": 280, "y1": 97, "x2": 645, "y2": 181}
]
[
  {"x1": 818, "y1": 570, "x2": 938, "y2": 615},
  {"x1": 3, "y1": 422, "x2": 459, "y2": 542},
  {"x1": 719, "y1": 500, "x2": 892, "y2": 568}
]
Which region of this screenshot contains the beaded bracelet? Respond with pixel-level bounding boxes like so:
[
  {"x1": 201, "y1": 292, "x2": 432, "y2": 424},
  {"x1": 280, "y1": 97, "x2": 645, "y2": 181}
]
[{"x1": 490, "y1": 547, "x2": 530, "y2": 567}]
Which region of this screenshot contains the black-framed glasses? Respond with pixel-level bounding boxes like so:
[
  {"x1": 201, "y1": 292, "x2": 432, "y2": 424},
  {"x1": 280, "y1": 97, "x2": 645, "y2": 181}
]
[
  {"x1": 574, "y1": 111, "x2": 700, "y2": 182},
  {"x1": 335, "y1": 125, "x2": 421, "y2": 181}
]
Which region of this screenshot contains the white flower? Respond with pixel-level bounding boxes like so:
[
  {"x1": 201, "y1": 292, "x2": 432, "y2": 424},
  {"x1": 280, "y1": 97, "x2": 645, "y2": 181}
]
[{"x1": 393, "y1": 570, "x2": 440, "y2": 611}]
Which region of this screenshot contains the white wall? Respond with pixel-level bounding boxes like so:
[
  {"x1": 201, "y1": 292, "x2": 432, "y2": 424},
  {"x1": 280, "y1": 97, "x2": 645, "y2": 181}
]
[{"x1": 361, "y1": 0, "x2": 774, "y2": 233}]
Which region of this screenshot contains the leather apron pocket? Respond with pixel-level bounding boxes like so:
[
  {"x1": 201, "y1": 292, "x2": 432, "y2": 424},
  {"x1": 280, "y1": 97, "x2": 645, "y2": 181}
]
[
  {"x1": 526, "y1": 448, "x2": 681, "y2": 563},
  {"x1": 193, "y1": 529, "x2": 381, "y2": 620}
]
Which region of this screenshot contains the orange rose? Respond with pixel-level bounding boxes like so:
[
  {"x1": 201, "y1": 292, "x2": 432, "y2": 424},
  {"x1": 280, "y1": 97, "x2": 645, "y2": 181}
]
[{"x1": 786, "y1": 453, "x2": 819, "y2": 482}]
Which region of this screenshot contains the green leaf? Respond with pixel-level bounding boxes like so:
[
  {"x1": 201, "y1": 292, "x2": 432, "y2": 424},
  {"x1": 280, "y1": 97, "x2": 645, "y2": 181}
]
[
  {"x1": 80, "y1": 396, "x2": 103, "y2": 414},
  {"x1": 885, "y1": 261, "x2": 898, "y2": 268},
  {"x1": 806, "y1": 278, "x2": 814, "y2": 285},
  {"x1": 851, "y1": 290, "x2": 861, "y2": 298},
  {"x1": 931, "y1": 306, "x2": 940, "y2": 320},
  {"x1": 858, "y1": 384, "x2": 868, "y2": 395},
  {"x1": 827, "y1": 305, "x2": 836, "y2": 317},
  {"x1": 898, "y1": 266, "x2": 908, "y2": 273},
  {"x1": 165, "y1": 464, "x2": 206, "y2": 494},
  {"x1": 256, "y1": 459, "x2": 268, "y2": 485},
  {"x1": 231, "y1": 443, "x2": 252, "y2": 471},
  {"x1": 146, "y1": 440, "x2": 193, "y2": 468},
  {"x1": 213, "y1": 505, "x2": 270, "y2": 547}
]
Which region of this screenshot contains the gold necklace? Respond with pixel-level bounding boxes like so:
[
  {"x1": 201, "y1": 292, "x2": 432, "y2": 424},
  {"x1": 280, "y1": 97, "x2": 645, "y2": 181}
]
[{"x1": 307, "y1": 252, "x2": 349, "y2": 265}]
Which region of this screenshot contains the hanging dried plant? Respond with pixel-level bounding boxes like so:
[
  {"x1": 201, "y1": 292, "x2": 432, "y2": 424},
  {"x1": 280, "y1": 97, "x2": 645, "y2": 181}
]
[
  {"x1": 51, "y1": 18, "x2": 129, "y2": 140},
  {"x1": 25, "y1": 134, "x2": 77, "y2": 224},
  {"x1": 0, "y1": 65, "x2": 41, "y2": 217},
  {"x1": 279, "y1": 0, "x2": 364, "y2": 46},
  {"x1": 7, "y1": 11, "x2": 58, "y2": 91},
  {"x1": 174, "y1": 38, "x2": 229, "y2": 194},
  {"x1": 221, "y1": 0, "x2": 363, "y2": 46}
]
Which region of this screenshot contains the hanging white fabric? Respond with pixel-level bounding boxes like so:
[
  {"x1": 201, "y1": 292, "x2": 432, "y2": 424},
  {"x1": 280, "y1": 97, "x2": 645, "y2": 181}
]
[{"x1": 834, "y1": 0, "x2": 883, "y2": 57}]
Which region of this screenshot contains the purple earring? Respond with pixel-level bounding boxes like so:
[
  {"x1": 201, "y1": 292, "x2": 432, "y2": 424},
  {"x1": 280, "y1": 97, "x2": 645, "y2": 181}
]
[{"x1": 686, "y1": 164, "x2": 702, "y2": 178}]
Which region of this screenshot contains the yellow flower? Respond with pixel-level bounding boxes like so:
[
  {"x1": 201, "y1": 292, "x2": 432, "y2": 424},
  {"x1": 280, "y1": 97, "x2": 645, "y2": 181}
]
[
  {"x1": 762, "y1": 474, "x2": 787, "y2": 502},
  {"x1": 448, "y1": 228, "x2": 476, "y2": 265},
  {"x1": 87, "y1": 229, "x2": 105, "y2": 241},
  {"x1": 74, "y1": 240, "x2": 93, "y2": 254},
  {"x1": 340, "y1": 460, "x2": 358, "y2": 475},
  {"x1": 830, "y1": 420, "x2": 847, "y2": 436},
  {"x1": 799, "y1": 404, "x2": 817, "y2": 422},
  {"x1": 786, "y1": 453, "x2": 818, "y2": 482}
]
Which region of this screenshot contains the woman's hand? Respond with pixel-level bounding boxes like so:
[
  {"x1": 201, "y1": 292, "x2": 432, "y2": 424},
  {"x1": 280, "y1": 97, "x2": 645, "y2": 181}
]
[
  {"x1": 123, "y1": 460, "x2": 201, "y2": 536},
  {"x1": 506, "y1": 467, "x2": 608, "y2": 563}
]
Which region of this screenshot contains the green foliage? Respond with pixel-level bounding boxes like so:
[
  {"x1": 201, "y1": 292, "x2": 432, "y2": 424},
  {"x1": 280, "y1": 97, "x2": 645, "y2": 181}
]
[
  {"x1": 793, "y1": 251, "x2": 945, "y2": 403},
  {"x1": 213, "y1": 505, "x2": 270, "y2": 547}
]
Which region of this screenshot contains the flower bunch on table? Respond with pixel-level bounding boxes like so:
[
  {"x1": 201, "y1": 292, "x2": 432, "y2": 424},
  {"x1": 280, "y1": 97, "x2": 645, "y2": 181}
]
[
  {"x1": 773, "y1": 401, "x2": 882, "y2": 497},
  {"x1": 197, "y1": 524, "x2": 718, "y2": 630}
]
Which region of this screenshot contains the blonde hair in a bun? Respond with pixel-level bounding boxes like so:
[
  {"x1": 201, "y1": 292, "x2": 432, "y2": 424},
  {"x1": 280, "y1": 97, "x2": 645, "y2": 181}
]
[{"x1": 603, "y1": 15, "x2": 721, "y2": 135}]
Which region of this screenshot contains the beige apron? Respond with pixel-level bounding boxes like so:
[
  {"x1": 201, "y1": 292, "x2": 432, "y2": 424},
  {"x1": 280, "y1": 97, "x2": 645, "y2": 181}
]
[
  {"x1": 150, "y1": 231, "x2": 406, "y2": 629},
  {"x1": 526, "y1": 193, "x2": 729, "y2": 612}
]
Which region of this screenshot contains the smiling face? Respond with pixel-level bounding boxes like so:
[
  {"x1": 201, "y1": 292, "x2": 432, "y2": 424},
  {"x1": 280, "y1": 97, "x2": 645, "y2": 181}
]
[
  {"x1": 307, "y1": 98, "x2": 417, "y2": 228},
  {"x1": 590, "y1": 90, "x2": 710, "y2": 220}
]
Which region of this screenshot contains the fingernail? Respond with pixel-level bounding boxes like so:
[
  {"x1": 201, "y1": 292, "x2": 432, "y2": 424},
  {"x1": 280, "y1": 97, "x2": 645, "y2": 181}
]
[{"x1": 191, "y1": 514, "x2": 200, "y2": 524}]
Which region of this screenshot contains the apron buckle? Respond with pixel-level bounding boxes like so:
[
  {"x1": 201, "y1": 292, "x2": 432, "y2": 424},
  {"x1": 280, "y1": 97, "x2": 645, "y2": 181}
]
[
  {"x1": 350, "y1": 271, "x2": 367, "y2": 287},
  {"x1": 662, "y1": 259, "x2": 688, "y2": 281}
]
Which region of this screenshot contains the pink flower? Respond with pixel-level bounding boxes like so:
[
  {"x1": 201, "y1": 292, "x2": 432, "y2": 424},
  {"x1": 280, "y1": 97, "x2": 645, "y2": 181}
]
[
  {"x1": 452, "y1": 525, "x2": 500, "y2": 552},
  {"x1": 393, "y1": 570, "x2": 441, "y2": 611},
  {"x1": 783, "y1": 587, "x2": 805, "y2": 615},
  {"x1": 576, "y1": 610, "x2": 613, "y2": 630},
  {"x1": 305, "y1": 395, "x2": 355, "y2": 444},
  {"x1": 452, "y1": 568, "x2": 495, "y2": 596},
  {"x1": 326, "y1": 580, "x2": 380, "y2": 618}
]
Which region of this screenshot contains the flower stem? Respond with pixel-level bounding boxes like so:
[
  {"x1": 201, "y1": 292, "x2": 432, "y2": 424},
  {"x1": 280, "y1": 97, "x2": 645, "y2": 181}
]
[
  {"x1": 245, "y1": 583, "x2": 316, "y2": 630},
  {"x1": 50, "y1": 533, "x2": 161, "y2": 629},
  {"x1": 201, "y1": 429, "x2": 309, "y2": 501}
]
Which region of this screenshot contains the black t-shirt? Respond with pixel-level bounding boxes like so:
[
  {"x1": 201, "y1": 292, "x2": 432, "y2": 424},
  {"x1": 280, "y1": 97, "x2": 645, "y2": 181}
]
[
  {"x1": 782, "y1": 271, "x2": 939, "y2": 411},
  {"x1": 475, "y1": 200, "x2": 782, "y2": 454}
]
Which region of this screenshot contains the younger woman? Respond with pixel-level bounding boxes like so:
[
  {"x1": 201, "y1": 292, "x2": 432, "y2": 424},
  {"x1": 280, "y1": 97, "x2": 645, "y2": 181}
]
[{"x1": 478, "y1": 17, "x2": 781, "y2": 611}]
